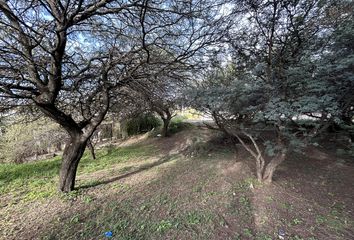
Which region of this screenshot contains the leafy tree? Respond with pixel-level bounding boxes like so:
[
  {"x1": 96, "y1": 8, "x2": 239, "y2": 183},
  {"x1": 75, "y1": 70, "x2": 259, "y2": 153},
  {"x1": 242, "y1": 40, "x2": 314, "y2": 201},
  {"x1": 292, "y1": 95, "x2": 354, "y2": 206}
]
[
  {"x1": 316, "y1": 2, "x2": 354, "y2": 139},
  {"x1": 189, "y1": 0, "x2": 352, "y2": 183},
  {"x1": 129, "y1": 71, "x2": 187, "y2": 137}
]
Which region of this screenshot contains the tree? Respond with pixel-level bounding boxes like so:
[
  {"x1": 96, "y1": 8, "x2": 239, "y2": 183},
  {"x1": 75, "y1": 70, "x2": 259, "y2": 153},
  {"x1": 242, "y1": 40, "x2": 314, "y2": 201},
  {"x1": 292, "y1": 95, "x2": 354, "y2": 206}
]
[
  {"x1": 189, "y1": 0, "x2": 351, "y2": 183},
  {"x1": 0, "y1": 0, "x2": 229, "y2": 191},
  {"x1": 129, "y1": 69, "x2": 188, "y2": 137},
  {"x1": 316, "y1": 2, "x2": 354, "y2": 140}
]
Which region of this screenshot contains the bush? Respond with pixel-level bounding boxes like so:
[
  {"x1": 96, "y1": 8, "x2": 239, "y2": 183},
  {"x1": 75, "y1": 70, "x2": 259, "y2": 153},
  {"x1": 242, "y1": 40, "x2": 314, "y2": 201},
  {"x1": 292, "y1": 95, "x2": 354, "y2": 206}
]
[
  {"x1": 126, "y1": 113, "x2": 161, "y2": 136},
  {"x1": 169, "y1": 116, "x2": 192, "y2": 135},
  {"x1": 0, "y1": 119, "x2": 66, "y2": 163}
]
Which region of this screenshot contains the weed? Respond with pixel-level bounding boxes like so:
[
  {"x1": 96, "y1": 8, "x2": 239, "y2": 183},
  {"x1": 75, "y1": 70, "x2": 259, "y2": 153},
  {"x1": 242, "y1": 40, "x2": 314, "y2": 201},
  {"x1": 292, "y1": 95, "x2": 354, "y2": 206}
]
[
  {"x1": 111, "y1": 182, "x2": 131, "y2": 191},
  {"x1": 239, "y1": 196, "x2": 251, "y2": 208},
  {"x1": 192, "y1": 185, "x2": 203, "y2": 193},
  {"x1": 139, "y1": 203, "x2": 151, "y2": 212},
  {"x1": 187, "y1": 212, "x2": 203, "y2": 225},
  {"x1": 265, "y1": 196, "x2": 273, "y2": 203},
  {"x1": 292, "y1": 218, "x2": 303, "y2": 225},
  {"x1": 281, "y1": 202, "x2": 293, "y2": 210},
  {"x1": 315, "y1": 215, "x2": 326, "y2": 224},
  {"x1": 156, "y1": 220, "x2": 173, "y2": 232},
  {"x1": 60, "y1": 189, "x2": 82, "y2": 201},
  {"x1": 70, "y1": 214, "x2": 80, "y2": 223},
  {"x1": 243, "y1": 228, "x2": 253, "y2": 238},
  {"x1": 83, "y1": 195, "x2": 94, "y2": 203}
]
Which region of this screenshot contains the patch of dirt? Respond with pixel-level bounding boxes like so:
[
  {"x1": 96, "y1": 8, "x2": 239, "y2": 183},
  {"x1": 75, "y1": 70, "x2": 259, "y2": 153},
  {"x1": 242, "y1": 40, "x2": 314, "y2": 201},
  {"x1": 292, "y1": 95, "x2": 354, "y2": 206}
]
[{"x1": 252, "y1": 146, "x2": 354, "y2": 239}]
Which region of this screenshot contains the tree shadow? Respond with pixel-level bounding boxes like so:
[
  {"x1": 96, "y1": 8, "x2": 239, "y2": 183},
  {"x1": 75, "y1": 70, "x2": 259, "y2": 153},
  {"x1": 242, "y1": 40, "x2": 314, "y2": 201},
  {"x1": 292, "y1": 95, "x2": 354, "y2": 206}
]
[{"x1": 76, "y1": 153, "x2": 178, "y2": 190}]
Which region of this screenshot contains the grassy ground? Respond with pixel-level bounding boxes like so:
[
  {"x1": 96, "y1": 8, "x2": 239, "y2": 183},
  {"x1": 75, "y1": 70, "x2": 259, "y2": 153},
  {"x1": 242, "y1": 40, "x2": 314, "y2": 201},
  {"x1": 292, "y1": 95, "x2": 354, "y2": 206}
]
[
  {"x1": 0, "y1": 126, "x2": 353, "y2": 240},
  {"x1": 0, "y1": 144, "x2": 154, "y2": 203}
]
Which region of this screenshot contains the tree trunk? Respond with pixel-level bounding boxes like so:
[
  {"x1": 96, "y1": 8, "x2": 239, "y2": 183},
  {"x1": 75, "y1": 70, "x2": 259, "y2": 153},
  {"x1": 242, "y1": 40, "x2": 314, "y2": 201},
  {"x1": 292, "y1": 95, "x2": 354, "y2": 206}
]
[
  {"x1": 59, "y1": 137, "x2": 87, "y2": 192},
  {"x1": 161, "y1": 117, "x2": 171, "y2": 137},
  {"x1": 87, "y1": 140, "x2": 96, "y2": 160},
  {"x1": 261, "y1": 151, "x2": 287, "y2": 184},
  {"x1": 256, "y1": 155, "x2": 264, "y2": 182}
]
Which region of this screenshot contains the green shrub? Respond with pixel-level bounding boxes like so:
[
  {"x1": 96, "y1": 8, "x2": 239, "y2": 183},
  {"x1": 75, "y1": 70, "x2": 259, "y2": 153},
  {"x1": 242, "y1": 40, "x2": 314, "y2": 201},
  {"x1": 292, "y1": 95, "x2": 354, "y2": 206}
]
[
  {"x1": 169, "y1": 117, "x2": 192, "y2": 135},
  {"x1": 126, "y1": 113, "x2": 161, "y2": 136}
]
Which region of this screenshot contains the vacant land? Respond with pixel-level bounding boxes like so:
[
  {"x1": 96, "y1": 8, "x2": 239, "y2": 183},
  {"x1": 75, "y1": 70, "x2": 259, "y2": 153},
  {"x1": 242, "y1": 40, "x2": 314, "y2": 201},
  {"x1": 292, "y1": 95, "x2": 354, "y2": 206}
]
[{"x1": 1, "y1": 126, "x2": 353, "y2": 240}]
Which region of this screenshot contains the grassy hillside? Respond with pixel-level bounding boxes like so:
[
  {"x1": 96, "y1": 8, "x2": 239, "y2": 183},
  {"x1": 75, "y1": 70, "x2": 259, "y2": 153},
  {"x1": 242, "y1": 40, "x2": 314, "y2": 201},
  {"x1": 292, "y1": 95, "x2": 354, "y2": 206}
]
[{"x1": 0, "y1": 127, "x2": 353, "y2": 240}]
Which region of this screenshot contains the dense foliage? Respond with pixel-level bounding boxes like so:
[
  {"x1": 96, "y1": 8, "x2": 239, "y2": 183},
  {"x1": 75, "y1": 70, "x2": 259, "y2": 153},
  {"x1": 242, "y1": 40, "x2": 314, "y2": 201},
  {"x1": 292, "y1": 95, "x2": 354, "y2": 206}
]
[{"x1": 188, "y1": 0, "x2": 354, "y2": 182}]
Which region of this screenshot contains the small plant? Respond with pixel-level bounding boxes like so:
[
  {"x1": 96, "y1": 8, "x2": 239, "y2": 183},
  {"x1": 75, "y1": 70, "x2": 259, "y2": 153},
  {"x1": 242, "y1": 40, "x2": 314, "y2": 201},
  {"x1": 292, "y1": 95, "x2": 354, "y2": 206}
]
[
  {"x1": 243, "y1": 228, "x2": 253, "y2": 238},
  {"x1": 315, "y1": 215, "x2": 326, "y2": 224},
  {"x1": 187, "y1": 212, "x2": 203, "y2": 225},
  {"x1": 61, "y1": 189, "x2": 82, "y2": 201},
  {"x1": 70, "y1": 215, "x2": 80, "y2": 223},
  {"x1": 292, "y1": 218, "x2": 303, "y2": 225},
  {"x1": 156, "y1": 220, "x2": 173, "y2": 232},
  {"x1": 281, "y1": 202, "x2": 292, "y2": 210},
  {"x1": 83, "y1": 195, "x2": 94, "y2": 203},
  {"x1": 239, "y1": 196, "x2": 251, "y2": 208}
]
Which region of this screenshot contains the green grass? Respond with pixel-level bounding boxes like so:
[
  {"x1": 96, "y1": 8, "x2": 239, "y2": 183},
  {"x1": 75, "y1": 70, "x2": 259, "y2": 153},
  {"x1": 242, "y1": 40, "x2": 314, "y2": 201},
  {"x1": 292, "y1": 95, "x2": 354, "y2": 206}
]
[
  {"x1": 0, "y1": 144, "x2": 154, "y2": 203},
  {"x1": 43, "y1": 196, "x2": 218, "y2": 240},
  {"x1": 77, "y1": 144, "x2": 154, "y2": 173},
  {"x1": 0, "y1": 156, "x2": 61, "y2": 202}
]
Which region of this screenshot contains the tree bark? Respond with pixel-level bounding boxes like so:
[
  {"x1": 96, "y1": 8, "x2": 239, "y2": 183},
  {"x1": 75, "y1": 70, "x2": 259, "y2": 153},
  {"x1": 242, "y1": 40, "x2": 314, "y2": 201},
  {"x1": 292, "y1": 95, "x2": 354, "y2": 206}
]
[
  {"x1": 256, "y1": 155, "x2": 264, "y2": 182},
  {"x1": 161, "y1": 117, "x2": 171, "y2": 137},
  {"x1": 87, "y1": 139, "x2": 96, "y2": 160},
  {"x1": 261, "y1": 151, "x2": 287, "y2": 184},
  {"x1": 59, "y1": 136, "x2": 87, "y2": 192}
]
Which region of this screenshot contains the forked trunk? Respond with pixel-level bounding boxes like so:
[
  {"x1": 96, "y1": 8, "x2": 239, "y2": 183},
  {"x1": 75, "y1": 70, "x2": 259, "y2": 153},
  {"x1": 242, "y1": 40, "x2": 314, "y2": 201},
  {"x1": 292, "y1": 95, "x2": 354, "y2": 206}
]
[
  {"x1": 229, "y1": 130, "x2": 287, "y2": 184},
  {"x1": 259, "y1": 151, "x2": 287, "y2": 184},
  {"x1": 59, "y1": 137, "x2": 87, "y2": 192}
]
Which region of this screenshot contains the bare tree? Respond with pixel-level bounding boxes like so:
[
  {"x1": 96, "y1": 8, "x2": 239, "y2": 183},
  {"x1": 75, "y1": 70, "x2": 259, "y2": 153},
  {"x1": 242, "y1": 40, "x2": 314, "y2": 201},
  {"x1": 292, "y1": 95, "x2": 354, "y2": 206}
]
[{"x1": 0, "y1": 0, "x2": 229, "y2": 191}]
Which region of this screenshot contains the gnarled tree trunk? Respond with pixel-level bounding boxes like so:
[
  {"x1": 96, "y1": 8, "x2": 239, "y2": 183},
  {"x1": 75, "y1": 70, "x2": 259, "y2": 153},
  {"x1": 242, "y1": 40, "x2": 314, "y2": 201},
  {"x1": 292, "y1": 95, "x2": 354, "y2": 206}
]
[
  {"x1": 156, "y1": 108, "x2": 172, "y2": 137},
  {"x1": 261, "y1": 150, "x2": 287, "y2": 184},
  {"x1": 232, "y1": 130, "x2": 287, "y2": 184},
  {"x1": 59, "y1": 136, "x2": 87, "y2": 192},
  {"x1": 59, "y1": 135, "x2": 88, "y2": 192}
]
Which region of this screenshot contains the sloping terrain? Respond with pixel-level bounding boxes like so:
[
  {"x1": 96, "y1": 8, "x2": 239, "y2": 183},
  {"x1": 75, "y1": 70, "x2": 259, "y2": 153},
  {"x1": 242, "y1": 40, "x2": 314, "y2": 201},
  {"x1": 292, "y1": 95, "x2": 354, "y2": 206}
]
[{"x1": 0, "y1": 126, "x2": 353, "y2": 240}]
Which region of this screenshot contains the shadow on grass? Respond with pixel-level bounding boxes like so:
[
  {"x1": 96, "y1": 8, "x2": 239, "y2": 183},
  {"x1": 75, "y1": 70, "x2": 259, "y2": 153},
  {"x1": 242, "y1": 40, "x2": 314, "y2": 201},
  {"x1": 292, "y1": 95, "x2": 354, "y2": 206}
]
[{"x1": 76, "y1": 153, "x2": 178, "y2": 190}]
